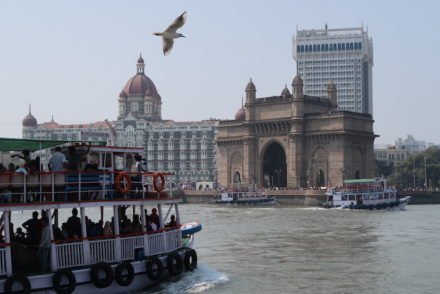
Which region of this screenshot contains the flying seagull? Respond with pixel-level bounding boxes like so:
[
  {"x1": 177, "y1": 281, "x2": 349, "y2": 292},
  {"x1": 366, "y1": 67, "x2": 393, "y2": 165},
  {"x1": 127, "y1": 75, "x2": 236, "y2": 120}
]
[{"x1": 154, "y1": 11, "x2": 187, "y2": 56}]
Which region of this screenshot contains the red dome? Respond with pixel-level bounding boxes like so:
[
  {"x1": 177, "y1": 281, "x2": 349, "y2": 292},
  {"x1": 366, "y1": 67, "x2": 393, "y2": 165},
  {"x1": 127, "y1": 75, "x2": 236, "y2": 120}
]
[
  {"x1": 22, "y1": 113, "x2": 37, "y2": 127},
  {"x1": 235, "y1": 108, "x2": 246, "y2": 121},
  {"x1": 124, "y1": 73, "x2": 161, "y2": 99}
]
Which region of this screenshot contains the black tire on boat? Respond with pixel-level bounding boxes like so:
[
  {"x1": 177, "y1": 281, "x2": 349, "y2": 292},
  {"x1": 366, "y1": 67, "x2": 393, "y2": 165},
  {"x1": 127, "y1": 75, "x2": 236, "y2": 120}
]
[
  {"x1": 167, "y1": 252, "x2": 184, "y2": 276},
  {"x1": 53, "y1": 268, "x2": 76, "y2": 294},
  {"x1": 375, "y1": 204, "x2": 381, "y2": 210},
  {"x1": 90, "y1": 262, "x2": 114, "y2": 288},
  {"x1": 368, "y1": 205, "x2": 374, "y2": 210},
  {"x1": 184, "y1": 249, "x2": 198, "y2": 272},
  {"x1": 115, "y1": 261, "x2": 135, "y2": 286},
  {"x1": 389, "y1": 202, "x2": 395, "y2": 208},
  {"x1": 4, "y1": 273, "x2": 31, "y2": 294},
  {"x1": 146, "y1": 257, "x2": 164, "y2": 281}
]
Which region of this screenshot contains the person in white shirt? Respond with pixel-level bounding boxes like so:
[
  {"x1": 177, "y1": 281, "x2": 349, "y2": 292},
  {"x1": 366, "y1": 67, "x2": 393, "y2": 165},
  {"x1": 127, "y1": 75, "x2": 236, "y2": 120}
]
[
  {"x1": 48, "y1": 146, "x2": 66, "y2": 171},
  {"x1": 38, "y1": 217, "x2": 51, "y2": 271}
]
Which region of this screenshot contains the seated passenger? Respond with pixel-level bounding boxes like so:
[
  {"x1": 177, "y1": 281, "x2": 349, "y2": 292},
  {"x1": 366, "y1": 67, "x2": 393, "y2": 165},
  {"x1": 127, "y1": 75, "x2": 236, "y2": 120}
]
[
  {"x1": 150, "y1": 208, "x2": 160, "y2": 228},
  {"x1": 131, "y1": 215, "x2": 142, "y2": 233},
  {"x1": 166, "y1": 215, "x2": 177, "y2": 228},
  {"x1": 14, "y1": 227, "x2": 26, "y2": 242}
]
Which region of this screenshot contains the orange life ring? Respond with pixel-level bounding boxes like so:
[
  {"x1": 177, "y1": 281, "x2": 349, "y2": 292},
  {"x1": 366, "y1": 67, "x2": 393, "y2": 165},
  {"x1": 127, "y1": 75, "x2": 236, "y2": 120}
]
[
  {"x1": 153, "y1": 173, "x2": 165, "y2": 192},
  {"x1": 115, "y1": 172, "x2": 132, "y2": 194}
]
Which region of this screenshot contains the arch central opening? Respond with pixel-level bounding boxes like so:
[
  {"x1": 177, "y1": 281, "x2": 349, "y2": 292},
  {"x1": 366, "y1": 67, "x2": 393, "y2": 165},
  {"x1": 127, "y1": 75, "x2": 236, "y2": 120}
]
[{"x1": 262, "y1": 142, "x2": 287, "y2": 188}]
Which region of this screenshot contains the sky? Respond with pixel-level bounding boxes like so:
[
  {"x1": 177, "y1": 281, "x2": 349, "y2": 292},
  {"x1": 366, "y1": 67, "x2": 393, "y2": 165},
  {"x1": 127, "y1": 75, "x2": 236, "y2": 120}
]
[{"x1": 1, "y1": 0, "x2": 439, "y2": 145}]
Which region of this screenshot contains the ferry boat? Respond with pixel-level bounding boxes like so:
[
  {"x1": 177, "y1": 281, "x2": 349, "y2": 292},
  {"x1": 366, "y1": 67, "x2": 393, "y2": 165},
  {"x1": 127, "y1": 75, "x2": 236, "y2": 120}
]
[
  {"x1": 0, "y1": 138, "x2": 201, "y2": 294},
  {"x1": 214, "y1": 184, "x2": 276, "y2": 205},
  {"x1": 323, "y1": 178, "x2": 411, "y2": 210}
]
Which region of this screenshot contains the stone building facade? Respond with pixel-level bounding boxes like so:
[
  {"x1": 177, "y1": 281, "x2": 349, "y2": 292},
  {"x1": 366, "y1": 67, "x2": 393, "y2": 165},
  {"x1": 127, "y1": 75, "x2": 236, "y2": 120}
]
[
  {"x1": 114, "y1": 55, "x2": 219, "y2": 189},
  {"x1": 217, "y1": 75, "x2": 376, "y2": 189}
]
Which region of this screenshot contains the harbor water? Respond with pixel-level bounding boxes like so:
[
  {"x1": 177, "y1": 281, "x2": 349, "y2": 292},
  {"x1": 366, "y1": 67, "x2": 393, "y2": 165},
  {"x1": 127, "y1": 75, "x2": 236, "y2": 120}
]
[{"x1": 145, "y1": 204, "x2": 440, "y2": 294}]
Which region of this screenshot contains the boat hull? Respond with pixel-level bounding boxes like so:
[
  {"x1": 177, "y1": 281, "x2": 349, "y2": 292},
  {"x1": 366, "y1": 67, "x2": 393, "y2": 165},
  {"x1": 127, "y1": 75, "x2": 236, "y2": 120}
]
[
  {"x1": 215, "y1": 196, "x2": 277, "y2": 205},
  {"x1": 0, "y1": 249, "x2": 192, "y2": 294},
  {"x1": 323, "y1": 196, "x2": 412, "y2": 211}
]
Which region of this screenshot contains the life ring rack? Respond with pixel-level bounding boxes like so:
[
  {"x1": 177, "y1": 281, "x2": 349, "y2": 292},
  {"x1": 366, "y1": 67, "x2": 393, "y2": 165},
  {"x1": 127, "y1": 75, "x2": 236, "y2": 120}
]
[{"x1": 115, "y1": 172, "x2": 132, "y2": 194}]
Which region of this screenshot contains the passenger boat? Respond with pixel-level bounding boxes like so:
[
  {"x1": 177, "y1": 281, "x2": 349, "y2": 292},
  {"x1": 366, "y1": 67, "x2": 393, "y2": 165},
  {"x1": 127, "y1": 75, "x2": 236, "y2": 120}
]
[
  {"x1": 323, "y1": 178, "x2": 411, "y2": 210},
  {"x1": 0, "y1": 138, "x2": 201, "y2": 294},
  {"x1": 214, "y1": 184, "x2": 276, "y2": 205}
]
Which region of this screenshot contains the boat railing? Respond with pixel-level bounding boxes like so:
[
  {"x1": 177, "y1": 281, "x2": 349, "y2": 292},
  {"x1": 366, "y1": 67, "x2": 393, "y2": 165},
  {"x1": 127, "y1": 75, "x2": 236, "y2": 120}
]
[
  {"x1": 0, "y1": 170, "x2": 173, "y2": 206},
  {"x1": 53, "y1": 228, "x2": 181, "y2": 270}
]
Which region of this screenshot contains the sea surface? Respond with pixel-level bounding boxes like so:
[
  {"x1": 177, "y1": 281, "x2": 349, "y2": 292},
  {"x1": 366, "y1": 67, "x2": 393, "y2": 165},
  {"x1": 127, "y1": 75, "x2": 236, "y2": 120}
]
[{"x1": 144, "y1": 204, "x2": 440, "y2": 294}]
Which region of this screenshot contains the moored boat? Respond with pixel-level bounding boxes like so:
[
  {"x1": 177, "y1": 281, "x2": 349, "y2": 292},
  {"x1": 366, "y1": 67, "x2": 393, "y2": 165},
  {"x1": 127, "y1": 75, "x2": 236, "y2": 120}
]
[
  {"x1": 214, "y1": 184, "x2": 276, "y2": 205},
  {"x1": 0, "y1": 138, "x2": 201, "y2": 293},
  {"x1": 323, "y1": 178, "x2": 411, "y2": 210}
]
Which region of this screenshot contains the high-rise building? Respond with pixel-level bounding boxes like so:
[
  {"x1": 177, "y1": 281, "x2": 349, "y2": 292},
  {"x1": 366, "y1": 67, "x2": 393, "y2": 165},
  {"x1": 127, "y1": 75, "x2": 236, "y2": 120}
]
[{"x1": 293, "y1": 25, "x2": 373, "y2": 114}]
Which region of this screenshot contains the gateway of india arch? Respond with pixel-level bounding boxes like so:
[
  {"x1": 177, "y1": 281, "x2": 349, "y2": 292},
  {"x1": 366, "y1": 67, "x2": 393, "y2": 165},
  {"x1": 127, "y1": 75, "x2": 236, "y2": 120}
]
[{"x1": 216, "y1": 75, "x2": 376, "y2": 189}]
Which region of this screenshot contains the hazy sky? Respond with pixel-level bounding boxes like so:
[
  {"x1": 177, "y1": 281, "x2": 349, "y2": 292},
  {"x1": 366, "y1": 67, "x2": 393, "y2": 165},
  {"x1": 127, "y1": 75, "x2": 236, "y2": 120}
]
[{"x1": 1, "y1": 0, "x2": 439, "y2": 145}]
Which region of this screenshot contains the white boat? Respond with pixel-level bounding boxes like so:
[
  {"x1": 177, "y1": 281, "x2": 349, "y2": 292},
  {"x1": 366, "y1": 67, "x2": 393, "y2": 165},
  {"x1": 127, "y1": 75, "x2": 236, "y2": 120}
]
[
  {"x1": 214, "y1": 184, "x2": 276, "y2": 205},
  {"x1": 0, "y1": 138, "x2": 201, "y2": 294},
  {"x1": 324, "y1": 178, "x2": 411, "y2": 210}
]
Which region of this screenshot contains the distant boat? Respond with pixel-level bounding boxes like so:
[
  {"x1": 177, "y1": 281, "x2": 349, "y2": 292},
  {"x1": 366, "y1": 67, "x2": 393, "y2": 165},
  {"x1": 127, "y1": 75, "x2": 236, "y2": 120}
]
[
  {"x1": 323, "y1": 178, "x2": 411, "y2": 210},
  {"x1": 214, "y1": 184, "x2": 276, "y2": 205}
]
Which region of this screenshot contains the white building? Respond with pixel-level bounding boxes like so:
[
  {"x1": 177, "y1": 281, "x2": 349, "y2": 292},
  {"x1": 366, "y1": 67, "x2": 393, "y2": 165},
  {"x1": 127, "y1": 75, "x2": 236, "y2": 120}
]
[
  {"x1": 374, "y1": 135, "x2": 426, "y2": 165},
  {"x1": 293, "y1": 25, "x2": 374, "y2": 114},
  {"x1": 114, "y1": 55, "x2": 219, "y2": 189}
]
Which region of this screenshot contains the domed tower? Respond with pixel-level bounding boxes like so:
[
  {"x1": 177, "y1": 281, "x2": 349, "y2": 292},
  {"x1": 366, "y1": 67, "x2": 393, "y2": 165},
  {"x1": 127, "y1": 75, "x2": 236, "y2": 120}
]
[
  {"x1": 281, "y1": 84, "x2": 291, "y2": 98},
  {"x1": 292, "y1": 74, "x2": 304, "y2": 117},
  {"x1": 235, "y1": 97, "x2": 246, "y2": 121},
  {"x1": 118, "y1": 89, "x2": 128, "y2": 119},
  {"x1": 119, "y1": 54, "x2": 162, "y2": 121},
  {"x1": 22, "y1": 105, "x2": 38, "y2": 138},
  {"x1": 327, "y1": 80, "x2": 338, "y2": 107},
  {"x1": 292, "y1": 74, "x2": 303, "y2": 99},
  {"x1": 245, "y1": 78, "x2": 256, "y2": 121}
]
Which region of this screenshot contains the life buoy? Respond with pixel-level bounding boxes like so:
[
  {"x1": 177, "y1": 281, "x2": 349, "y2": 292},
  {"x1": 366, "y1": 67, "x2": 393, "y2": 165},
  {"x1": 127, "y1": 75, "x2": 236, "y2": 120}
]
[
  {"x1": 90, "y1": 262, "x2": 114, "y2": 288},
  {"x1": 53, "y1": 269, "x2": 76, "y2": 294},
  {"x1": 184, "y1": 249, "x2": 198, "y2": 272},
  {"x1": 115, "y1": 261, "x2": 134, "y2": 287},
  {"x1": 146, "y1": 257, "x2": 164, "y2": 281},
  {"x1": 167, "y1": 253, "x2": 183, "y2": 276},
  {"x1": 181, "y1": 222, "x2": 202, "y2": 237},
  {"x1": 115, "y1": 172, "x2": 132, "y2": 194},
  {"x1": 153, "y1": 173, "x2": 165, "y2": 192},
  {"x1": 4, "y1": 273, "x2": 31, "y2": 294}
]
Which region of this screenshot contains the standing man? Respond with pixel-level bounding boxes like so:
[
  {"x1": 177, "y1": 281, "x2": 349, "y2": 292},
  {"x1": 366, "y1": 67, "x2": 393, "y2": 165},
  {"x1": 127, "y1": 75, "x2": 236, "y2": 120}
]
[
  {"x1": 38, "y1": 217, "x2": 51, "y2": 271},
  {"x1": 48, "y1": 146, "x2": 66, "y2": 171}
]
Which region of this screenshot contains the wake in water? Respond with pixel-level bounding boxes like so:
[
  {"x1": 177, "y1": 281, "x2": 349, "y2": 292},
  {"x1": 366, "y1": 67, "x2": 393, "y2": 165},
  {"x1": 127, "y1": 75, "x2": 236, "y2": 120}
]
[{"x1": 145, "y1": 264, "x2": 228, "y2": 294}]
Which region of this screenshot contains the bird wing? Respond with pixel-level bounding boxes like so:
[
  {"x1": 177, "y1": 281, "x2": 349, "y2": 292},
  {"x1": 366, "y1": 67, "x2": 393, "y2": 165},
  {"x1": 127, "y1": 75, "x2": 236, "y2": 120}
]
[
  {"x1": 165, "y1": 11, "x2": 187, "y2": 33},
  {"x1": 163, "y1": 38, "x2": 174, "y2": 56}
]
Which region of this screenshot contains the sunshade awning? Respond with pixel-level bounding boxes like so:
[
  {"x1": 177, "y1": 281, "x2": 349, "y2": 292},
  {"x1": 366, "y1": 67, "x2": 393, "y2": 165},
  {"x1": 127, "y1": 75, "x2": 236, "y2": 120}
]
[{"x1": 0, "y1": 138, "x2": 106, "y2": 152}]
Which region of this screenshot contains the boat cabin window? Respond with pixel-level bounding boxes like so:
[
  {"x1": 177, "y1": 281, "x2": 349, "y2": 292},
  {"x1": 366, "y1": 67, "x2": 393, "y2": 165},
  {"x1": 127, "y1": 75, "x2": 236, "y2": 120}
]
[
  {"x1": 363, "y1": 195, "x2": 370, "y2": 200},
  {"x1": 349, "y1": 195, "x2": 355, "y2": 201},
  {"x1": 341, "y1": 195, "x2": 348, "y2": 201}
]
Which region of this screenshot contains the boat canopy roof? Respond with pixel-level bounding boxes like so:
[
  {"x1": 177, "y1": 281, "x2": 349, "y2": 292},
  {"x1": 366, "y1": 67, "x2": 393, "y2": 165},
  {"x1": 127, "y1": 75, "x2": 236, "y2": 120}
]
[{"x1": 0, "y1": 137, "x2": 106, "y2": 152}]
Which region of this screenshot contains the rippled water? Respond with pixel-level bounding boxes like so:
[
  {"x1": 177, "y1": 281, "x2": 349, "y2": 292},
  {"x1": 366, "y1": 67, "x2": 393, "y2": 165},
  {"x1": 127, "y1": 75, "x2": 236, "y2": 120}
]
[{"x1": 145, "y1": 204, "x2": 440, "y2": 294}]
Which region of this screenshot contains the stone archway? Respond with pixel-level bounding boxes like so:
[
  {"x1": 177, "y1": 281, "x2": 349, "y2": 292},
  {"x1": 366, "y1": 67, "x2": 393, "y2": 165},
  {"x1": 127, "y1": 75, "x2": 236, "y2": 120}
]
[
  {"x1": 262, "y1": 142, "x2": 287, "y2": 188},
  {"x1": 316, "y1": 169, "x2": 325, "y2": 187},
  {"x1": 233, "y1": 171, "x2": 241, "y2": 184}
]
